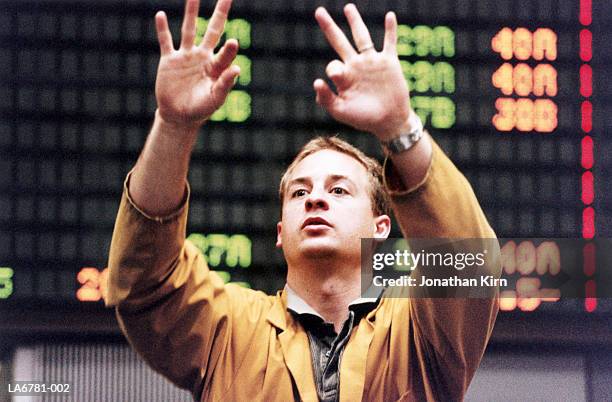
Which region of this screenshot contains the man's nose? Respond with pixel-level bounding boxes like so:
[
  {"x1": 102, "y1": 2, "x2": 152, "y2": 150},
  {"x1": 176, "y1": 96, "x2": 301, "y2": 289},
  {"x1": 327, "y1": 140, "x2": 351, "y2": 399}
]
[{"x1": 305, "y1": 190, "x2": 329, "y2": 211}]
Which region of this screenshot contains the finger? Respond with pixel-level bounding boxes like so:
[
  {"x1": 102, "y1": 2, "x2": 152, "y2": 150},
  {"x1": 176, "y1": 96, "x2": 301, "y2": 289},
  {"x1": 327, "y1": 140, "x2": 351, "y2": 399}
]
[
  {"x1": 314, "y1": 7, "x2": 357, "y2": 61},
  {"x1": 383, "y1": 11, "x2": 398, "y2": 54},
  {"x1": 314, "y1": 78, "x2": 338, "y2": 109},
  {"x1": 180, "y1": 0, "x2": 200, "y2": 49},
  {"x1": 344, "y1": 4, "x2": 375, "y2": 53},
  {"x1": 211, "y1": 65, "x2": 240, "y2": 106},
  {"x1": 202, "y1": 0, "x2": 232, "y2": 50},
  {"x1": 325, "y1": 59, "x2": 349, "y2": 89},
  {"x1": 155, "y1": 11, "x2": 174, "y2": 55},
  {"x1": 210, "y1": 38, "x2": 239, "y2": 78}
]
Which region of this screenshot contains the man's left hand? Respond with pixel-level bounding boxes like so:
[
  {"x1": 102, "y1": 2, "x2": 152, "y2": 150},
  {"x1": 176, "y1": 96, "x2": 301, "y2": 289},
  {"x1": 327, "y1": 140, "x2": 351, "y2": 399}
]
[{"x1": 314, "y1": 4, "x2": 411, "y2": 141}]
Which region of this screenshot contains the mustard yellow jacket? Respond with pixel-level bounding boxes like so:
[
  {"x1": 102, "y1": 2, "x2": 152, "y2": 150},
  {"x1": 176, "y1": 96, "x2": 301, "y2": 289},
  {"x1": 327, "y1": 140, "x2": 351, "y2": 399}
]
[{"x1": 106, "y1": 139, "x2": 500, "y2": 401}]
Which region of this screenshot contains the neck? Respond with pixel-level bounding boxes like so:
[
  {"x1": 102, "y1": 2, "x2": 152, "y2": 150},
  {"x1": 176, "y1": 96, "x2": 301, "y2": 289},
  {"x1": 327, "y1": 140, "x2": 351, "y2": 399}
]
[{"x1": 286, "y1": 256, "x2": 362, "y2": 333}]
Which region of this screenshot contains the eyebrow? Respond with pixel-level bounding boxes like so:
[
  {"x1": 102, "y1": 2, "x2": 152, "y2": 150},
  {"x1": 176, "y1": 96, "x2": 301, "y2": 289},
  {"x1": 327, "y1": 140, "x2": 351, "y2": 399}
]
[{"x1": 287, "y1": 174, "x2": 355, "y2": 189}]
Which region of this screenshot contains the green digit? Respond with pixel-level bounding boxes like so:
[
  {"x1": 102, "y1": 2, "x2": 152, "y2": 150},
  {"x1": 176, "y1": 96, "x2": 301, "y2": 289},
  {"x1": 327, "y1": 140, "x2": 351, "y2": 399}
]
[
  {"x1": 233, "y1": 55, "x2": 252, "y2": 86},
  {"x1": 432, "y1": 26, "x2": 455, "y2": 57},
  {"x1": 413, "y1": 26, "x2": 432, "y2": 57},
  {"x1": 432, "y1": 62, "x2": 455, "y2": 94},
  {"x1": 225, "y1": 234, "x2": 252, "y2": 268},
  {"x1": 207, "y1": 234, "x2": 229, "y2": 267},
  {"x1": 226, "y1": 91, "x2": 251, "y2": 122},
  {"x1": 397, "y1": 25, "x2": 414, "y2": 56},
  {"x1": 413, "y1": 61, "x2": 432, "y2": 93},
  {"x1": 226, "y1": 19, "x2": 251, "y2": 49},
  {"x1": 411, "y1": 96, "x2": 432, "y2": 126},
  {"x1": 0, "y1": 267, "x2": 14, "y2": 299},
  {"x1": 431, "y1": 97, "x2": 456, "y2": 129}
]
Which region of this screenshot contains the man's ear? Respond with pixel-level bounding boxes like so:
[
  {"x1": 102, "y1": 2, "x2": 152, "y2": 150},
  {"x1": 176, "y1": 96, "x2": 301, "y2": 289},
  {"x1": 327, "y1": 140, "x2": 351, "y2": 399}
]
[
  {"x1": 276, "y1": 221, "x2": 283, "y2": 248},
  {"x1": 373, "y1": 214, "x2": 391, "y2": 240}
]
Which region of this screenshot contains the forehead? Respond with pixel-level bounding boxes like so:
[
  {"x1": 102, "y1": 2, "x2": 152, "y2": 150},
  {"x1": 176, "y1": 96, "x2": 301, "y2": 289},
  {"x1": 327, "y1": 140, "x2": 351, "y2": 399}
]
[{"x1": 288, "y1": 149, "x2": 369, "y2": 185}]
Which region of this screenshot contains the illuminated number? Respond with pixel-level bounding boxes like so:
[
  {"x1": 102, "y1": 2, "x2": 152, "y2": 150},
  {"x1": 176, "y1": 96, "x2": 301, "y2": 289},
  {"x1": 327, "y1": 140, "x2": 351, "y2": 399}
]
[
  {"x1": 233, "y1": 55, "x2": 251, "y2": 86},
  {"x1": 226, "y1": 91, "x2": 251, "y2": 122},
  {"x1": 397, "y1": 25, "x2": 455, "y2": 57},
  {"x1": 536, "y1": 241, "x2": 561, "y2": 275},
  {"x1": 533, "y1": 28, "x2": 557, "y2": 61},
  {"x1": 492, "y1": 27, "x2": 557, "y2": 61},
  {"x1": 413, "y1": 61, "x2": 431, "y2": 92},
  {"x1": 493, "y1": 98, "x2": 557, "y2": 132},
  {"x1": 492, "y1": 63, "x2": 514, "y2": 95},
  {"x1": 187, "y1": 233, "x2": 253, "y2": 268},
  {"x1": 225, "y1": 19, "x2": 251, "y2": 49},
  {"x1": 431, "y1": 26, "x2": 455, "y2": 57},
  {"x1": 0, "y1": 267, "x2": 14, "y2": 299},
  {"x1": 413, "y1": 26, "x2": 432, "y2": 57},
  {"x1": 513, "y1": 28, "x2": 532, "y2": 61},
  {"x1": 493, "y1": 63, "x2": 557, "y2": 97},
  {"x1": 411, "y1": 96, "x2": 431, "y2": 126},
  {"x1": 411, "y1": 96, "x2": 455, "y2": 129},
  {"x1": 533, "y1": 64, "x2": 558, "y2": 96},
  {"x1": 431, "y1": 97, "x2": 455, "y2": 128},
  {"x1": 402, "y1": 61, "x2": 455, "y2": 94},
  {"x1": 534, "y1": 99, "x2": 557, "y2": 132},
  {"x1": 397, "y1": 25, "x2": 414, "y2": 56},
  {"x1": 76, "y1": 267, "x2": 102, "y2": 302},
  {"x1": 513, "y1": 63, "x2": 532, "y2": 97},
  {"x1": 207, "y1": 234, "x2": 229, "y2": 267},
  {"x1": 196, "y1": 18, "x2": 251, "y2": 49},
  {"x1": 491, "y1": 27, "x2": 513, "y2": 60},
  {"x1": 492, "y1": 98, "x2": 515, "y2": 131},
  {"x1": 515, "y1": 99, "x2": 534, "y2": 131},
  {"x1": 432, "y1": 62, "x2": 455, "y2": 93},
  {"x1": 210, "y1": 90, "x2": 251, "y2": 122},
  {"x1": 225, "y1": 234, "x2": 252, "y2": 268}
]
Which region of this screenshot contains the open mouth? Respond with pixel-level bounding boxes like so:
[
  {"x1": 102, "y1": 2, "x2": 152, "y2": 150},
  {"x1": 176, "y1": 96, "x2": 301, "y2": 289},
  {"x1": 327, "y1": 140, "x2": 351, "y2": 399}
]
[{"x1": 301, "y1": 217, "x2": 332, "y2": 229}]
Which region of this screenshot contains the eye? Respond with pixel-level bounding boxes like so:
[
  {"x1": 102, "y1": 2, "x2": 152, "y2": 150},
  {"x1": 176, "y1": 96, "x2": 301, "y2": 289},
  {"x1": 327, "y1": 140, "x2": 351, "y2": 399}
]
[
  {"x1": 291, "y1": 189, "x2": 308, "y2": 198},
  {"x1": 331, "y1": 187, "x2": 348, "y2": 195}
]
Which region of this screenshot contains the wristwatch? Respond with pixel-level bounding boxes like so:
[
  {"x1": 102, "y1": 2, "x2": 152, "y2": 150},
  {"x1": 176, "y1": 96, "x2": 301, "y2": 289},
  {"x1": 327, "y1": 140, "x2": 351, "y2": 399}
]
[{"x1": 381, "y1": 112, "x2": 424, "y2": 155}]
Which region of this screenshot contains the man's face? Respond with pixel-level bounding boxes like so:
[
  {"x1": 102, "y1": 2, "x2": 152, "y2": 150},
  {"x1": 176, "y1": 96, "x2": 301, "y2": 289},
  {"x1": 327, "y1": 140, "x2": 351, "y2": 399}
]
[{"x1": 276, "y1": 150, "x2": 390, "y2": 264}]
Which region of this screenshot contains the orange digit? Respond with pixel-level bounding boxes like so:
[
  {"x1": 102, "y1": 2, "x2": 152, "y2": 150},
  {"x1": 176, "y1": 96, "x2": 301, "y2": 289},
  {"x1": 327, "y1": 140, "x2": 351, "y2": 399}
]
[
  {"x1": 515, "y1": 98, "x2": 534, "y2": 131},
  {"x1": 492, "y1": 27, "x2": 514, "y2": 60},
  {"x1": 533, "y1": 64, "x2": 558, "y2": 96},
  {"x1": 533, "y1": 28, "x2": 557, "y2": 61},
  {"x1": 513, "y1": 63, "x2": 533, "y2": 96},
  {"x1": 76, "y1": 267, "x2": 102, "y2": 302},
  {"x1": 493, "y1": 98, "x2": 515, "y2": 131},
  {"x1": 513, "y1": 28, "x2": 533, "y2": 60},
  {"x1": 534, "y1": 99, "x2": 558, "y2": 132},
  {"x1": 492, "y1": 63, "x2": 514, "y2": 95}
]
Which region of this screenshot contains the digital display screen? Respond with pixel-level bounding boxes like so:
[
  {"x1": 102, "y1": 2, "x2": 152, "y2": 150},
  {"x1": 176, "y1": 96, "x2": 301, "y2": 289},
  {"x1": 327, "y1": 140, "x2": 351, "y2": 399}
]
[{"x1": 0, "y1": 0, "x2": 609, "y2": 317}]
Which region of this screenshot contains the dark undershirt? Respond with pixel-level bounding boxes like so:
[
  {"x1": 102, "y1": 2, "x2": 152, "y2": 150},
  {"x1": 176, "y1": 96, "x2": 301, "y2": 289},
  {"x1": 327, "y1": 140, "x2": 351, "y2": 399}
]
[{"x1": 288, "y1": 302, "x2": 379, "y2": 402}]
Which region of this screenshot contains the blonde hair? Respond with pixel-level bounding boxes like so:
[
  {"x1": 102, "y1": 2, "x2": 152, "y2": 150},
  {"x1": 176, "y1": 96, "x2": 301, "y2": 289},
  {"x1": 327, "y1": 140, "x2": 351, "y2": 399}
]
[{"x1": 278, "y1": 136, "x2": 389, "y2": 216}]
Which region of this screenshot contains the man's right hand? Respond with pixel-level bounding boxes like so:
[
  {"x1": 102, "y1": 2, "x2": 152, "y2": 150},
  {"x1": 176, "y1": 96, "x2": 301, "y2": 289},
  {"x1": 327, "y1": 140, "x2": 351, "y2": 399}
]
[
  {"x1": 128, "y1": 0, "x2": 239, "y2": 216},
  {"x1": 155, "y1": 0, "x2": 240, "y2": 130}
]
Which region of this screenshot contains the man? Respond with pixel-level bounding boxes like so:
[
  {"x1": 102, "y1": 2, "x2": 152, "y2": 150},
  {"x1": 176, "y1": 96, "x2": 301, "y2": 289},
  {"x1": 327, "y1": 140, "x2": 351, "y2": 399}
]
[{"x1": 105, "y1": 0, "x2": 500, "y2": 400}]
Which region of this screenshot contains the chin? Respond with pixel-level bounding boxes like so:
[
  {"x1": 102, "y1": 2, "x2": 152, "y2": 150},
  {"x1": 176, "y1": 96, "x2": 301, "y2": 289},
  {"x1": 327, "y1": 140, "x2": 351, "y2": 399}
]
[{"x1": 297, "y1": 239, "x2": 340, "y2": 258}]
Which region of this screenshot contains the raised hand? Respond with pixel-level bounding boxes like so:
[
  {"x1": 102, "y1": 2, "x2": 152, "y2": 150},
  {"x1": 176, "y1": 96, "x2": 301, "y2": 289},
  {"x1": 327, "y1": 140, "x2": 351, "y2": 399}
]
[
  {"x1": 314, "y1": 4, "x2": 411, "y2": 140},
  {"x1": 154, "y1": 0, "x2": 240, "y2": 129}
]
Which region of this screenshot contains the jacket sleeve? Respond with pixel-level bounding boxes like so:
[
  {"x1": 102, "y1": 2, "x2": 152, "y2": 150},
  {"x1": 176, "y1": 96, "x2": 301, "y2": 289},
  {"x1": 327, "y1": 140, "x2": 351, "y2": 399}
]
[
  {"x1": 383, "y1": 135, "x2": 501, "y2": 400},
  {"x1": 104, "y1": 174, "x2": 269, "y2": 399}
]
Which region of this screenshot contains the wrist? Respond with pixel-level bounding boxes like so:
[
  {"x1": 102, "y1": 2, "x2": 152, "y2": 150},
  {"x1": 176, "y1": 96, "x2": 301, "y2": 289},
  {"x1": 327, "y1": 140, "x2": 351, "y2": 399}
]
[
  {"x1": 155, "y1": 109, "x2": 204, "y2": 135},
  {"x1": 378, "y1": 111, "x2": 424, "y2": 155},
  {"x1": 372, "y1": 109, "x2": 413, "y2": 141}
]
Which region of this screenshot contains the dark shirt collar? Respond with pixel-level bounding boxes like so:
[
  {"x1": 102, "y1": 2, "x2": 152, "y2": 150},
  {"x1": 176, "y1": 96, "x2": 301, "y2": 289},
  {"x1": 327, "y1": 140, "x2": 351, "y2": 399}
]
[{"x1": 284, "y1": 284, "x2": 381, "y2": 320}]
